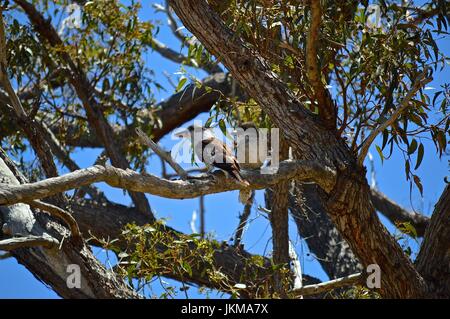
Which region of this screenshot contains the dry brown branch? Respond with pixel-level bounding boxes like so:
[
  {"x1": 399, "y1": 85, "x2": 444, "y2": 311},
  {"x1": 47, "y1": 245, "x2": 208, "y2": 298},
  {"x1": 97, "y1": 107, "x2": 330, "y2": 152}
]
[
  {"x1": 0, "y1": 235, "x2": 59, "y2": 251},
  {"x1": 136, "y1": 127, "x2": 188, "y2": 180}
]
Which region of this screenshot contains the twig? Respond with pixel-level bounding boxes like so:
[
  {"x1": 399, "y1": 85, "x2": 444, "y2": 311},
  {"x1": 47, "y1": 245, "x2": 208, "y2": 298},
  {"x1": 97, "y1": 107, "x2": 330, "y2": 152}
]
[
  {"x1": 234, "y1": 191, "x2": 254, "y2": 247},
  {"x1": 357, "y1": 70, "x2": 432, "y2": 165},
  {"x1": 293, "y1": 272, "x2": 363, "y2": 297},
  {"x1": 164, "y1": 1, "x2": 187, "y2": 44},
  {"x1": 164, "y1": 167, "x2": 207, "y2": 179},
  {"x1": 0, "y1": 235, "x2": 59, "y2": 251},
  {"x1": 305, "y1": 0, "x2": 335, "y2": 128},
  {"x1": 136, "y1": 127, "x2": 188, "y2": 180},
  {"x1": 199, "y1": 195, "x2": 205, "y2": 238},
  {"x1": 27, "y1": 200, "x2": 81, "y2": 238}
]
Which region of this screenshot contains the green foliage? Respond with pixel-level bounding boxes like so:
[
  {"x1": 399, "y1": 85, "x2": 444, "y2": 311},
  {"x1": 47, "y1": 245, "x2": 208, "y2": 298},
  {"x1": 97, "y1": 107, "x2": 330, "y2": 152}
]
[{"x1": 204, "y1": 0, "x2": 449, "y2": 195}]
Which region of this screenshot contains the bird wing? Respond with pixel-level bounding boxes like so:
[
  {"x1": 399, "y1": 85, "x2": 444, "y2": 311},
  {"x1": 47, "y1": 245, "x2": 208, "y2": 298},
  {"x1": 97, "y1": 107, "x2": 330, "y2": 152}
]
[
  {"x1": 201, "y1": 137, "x2": 249, "y2": 186},
  {"x1": 201, "y1": 137, "x2": 239, "y2": 167}
]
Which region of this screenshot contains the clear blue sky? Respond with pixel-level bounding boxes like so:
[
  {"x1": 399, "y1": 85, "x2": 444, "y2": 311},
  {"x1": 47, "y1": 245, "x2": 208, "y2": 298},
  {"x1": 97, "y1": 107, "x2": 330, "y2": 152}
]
[{"x1": 0, "y1": 1, "x2": 448, "y2": 298}]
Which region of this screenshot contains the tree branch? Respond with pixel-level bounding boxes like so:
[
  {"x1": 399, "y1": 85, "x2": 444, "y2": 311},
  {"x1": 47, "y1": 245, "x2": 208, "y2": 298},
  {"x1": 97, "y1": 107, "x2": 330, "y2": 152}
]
[
  {"x1": 0, "y1": 160, "x2": 336, "y2": 205},
  {"x1": 358, "y1": 70, "x2": 432, "y2": 165},
  {"x1": 293, "y1": 272, "x2": 363, "y2": 297},
  {"x1": 27, "y1": 200, "x2": 81, "y2": 239},
  {"x1": 0, "y1": 235, "x2": 59, "y2": 251},
  {"x1": 15, "y1": 0, "x2": 152, "y2": 217},
  {"x1": 136, "y1": 127, "x2": 188, "y2": 180},
  {"x1": 371, "y1": 188, "x2": 430, "y2": 237},
  {"x1": 306, "y1": 0, "x2": 336, "y2": 129},
  {"x1": 415, "y1": 184, "x2": 450, "y2": 298}
]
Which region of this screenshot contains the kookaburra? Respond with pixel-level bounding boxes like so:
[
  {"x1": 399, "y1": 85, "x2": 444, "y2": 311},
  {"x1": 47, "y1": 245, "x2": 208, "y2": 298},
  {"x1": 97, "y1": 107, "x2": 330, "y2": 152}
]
[
  {"x1": 175, "y1": 125, "x2": 250, "y2": 187},
  {"x1": 176, "y1": 125, "x2": 252, "y2": 204}
]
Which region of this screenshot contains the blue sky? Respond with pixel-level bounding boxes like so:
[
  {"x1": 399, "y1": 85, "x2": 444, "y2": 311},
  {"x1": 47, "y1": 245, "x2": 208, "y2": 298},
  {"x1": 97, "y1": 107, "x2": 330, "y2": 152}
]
[{"x1": 0, "y1": 1, "x2": 448, "y2": 298}]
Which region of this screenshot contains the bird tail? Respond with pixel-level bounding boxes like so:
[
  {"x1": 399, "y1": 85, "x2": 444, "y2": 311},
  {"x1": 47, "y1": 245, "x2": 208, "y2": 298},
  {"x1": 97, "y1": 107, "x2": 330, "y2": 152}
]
[
  {"x1": 239, "y1": 189, "x2": 253, "y2": 205},
  {"x1": 230, "y1": 169, "x2": 251, "y2": 204}
]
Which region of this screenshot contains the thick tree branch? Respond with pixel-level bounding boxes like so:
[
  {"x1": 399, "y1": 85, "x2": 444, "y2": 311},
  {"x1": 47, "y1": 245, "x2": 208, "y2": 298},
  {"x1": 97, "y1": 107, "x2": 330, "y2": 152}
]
[
  {"x1": 415, "y1": 184, "x2": 450, "y2": 298},
  {"x1": 266, "y1": 142, "x2": 290, "y2": 296},
  {"x1": 0, "y1": 160, "x2": 336, "y2": 205},
  {"x1": 370, "y1": 189, "x2": 430, "y2": 237},
  {"x1": 0, "y1": 152, "x2": 141, "y2": 298}
]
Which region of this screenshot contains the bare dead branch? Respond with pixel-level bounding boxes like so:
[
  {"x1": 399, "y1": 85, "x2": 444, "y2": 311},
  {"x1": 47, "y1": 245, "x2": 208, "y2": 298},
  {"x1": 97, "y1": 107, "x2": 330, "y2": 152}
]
[
  {"x1": 0, "y1": 160, "x2": 336, "y2": 206},
  {"x1": 136, "y1": 127, "x2": 188, "y2": 180},
  {"x1": 27, "y1": 200, "x2": 81, "y2": 239},
  {"x1": 0, "y1": 235, "x2": 59, "y2": 251},
  {"x1": 293, "y1": 272, "x2": 363, "y2": 297},
  {"x1": 358, "y1": 70, "x2": 432, "y2": 165}
]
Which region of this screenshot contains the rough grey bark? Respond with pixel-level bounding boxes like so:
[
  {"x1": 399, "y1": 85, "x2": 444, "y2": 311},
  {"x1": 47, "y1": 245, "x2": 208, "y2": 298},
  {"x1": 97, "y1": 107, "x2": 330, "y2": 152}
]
[
  {"x1": 0, "y1": 153, "x2": 140, "y2": 298},
  {"x1": 415, "y1": 184, "x2": 450, "y2": 298}
]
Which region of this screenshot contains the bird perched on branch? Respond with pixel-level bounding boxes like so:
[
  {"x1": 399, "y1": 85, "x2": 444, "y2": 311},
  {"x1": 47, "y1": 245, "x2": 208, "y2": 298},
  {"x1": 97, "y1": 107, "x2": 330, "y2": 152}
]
[{"x1": 175, "y1": 125, "x2": 251, "y2": 203}]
